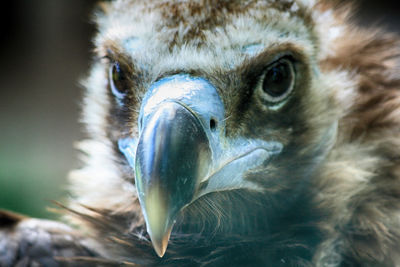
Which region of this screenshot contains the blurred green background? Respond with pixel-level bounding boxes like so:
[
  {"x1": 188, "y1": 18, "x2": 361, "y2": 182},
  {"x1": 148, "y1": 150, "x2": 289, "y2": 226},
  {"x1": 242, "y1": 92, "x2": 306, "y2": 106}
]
[
  {"x1": 0, "y1": 0, "x2": 399, "y2": 219},
  {"x1": 0, "y1": 0, "x2": 97, "y2": 219}
]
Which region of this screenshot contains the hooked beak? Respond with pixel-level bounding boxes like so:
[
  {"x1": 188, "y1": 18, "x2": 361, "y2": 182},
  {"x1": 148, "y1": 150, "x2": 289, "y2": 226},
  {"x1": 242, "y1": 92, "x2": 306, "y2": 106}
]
[
  {"x1": 135, "y1": 101, "x2": 211, "y2": 257},
  {"x1": 119, "y1": 75, "x2": 219, "y2": 257},
  {"x1": 118, "y1": 75, "x2": 282, "y2": 257}
]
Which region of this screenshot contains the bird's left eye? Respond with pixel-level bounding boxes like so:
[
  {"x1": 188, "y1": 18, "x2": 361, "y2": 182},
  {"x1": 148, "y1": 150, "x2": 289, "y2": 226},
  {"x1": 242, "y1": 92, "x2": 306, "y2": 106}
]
[
  {"x1": 109, "y1": 62, "x2": 128, "y2": 99},
  {"x1": 260, "y1": 58, "x2": 295, "y2": 104}
]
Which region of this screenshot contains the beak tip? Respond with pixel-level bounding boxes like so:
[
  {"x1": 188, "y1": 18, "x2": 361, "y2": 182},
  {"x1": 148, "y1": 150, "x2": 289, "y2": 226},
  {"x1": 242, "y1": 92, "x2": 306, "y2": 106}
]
[
  {"x1": 149, "y1": 227, "x2": 172, "y2": 258},
  {"x1": 153, "y1": 242, "x2": 167, "y2": 258}
]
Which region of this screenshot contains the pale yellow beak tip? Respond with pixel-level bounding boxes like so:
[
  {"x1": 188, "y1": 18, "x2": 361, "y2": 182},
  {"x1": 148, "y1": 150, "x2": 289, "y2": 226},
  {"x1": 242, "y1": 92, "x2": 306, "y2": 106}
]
[{"x1": 151, "y1": 227, "x2": 173, "y2": 257}]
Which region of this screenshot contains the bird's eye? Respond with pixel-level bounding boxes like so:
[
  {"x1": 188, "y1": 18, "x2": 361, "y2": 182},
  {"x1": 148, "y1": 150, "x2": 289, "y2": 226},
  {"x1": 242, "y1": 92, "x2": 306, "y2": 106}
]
[
  {"x1": 109, "y1": 62, "x2": 128, "y2": 99},
  {"x1": 260, "y1": 58, "x2": 295, "y2": 103}
]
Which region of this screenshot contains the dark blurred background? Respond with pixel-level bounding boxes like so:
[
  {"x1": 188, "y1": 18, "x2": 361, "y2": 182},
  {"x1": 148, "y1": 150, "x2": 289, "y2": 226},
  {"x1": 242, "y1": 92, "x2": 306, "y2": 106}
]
[{"x1": 0, "y1": 0, "x2": 399, "y2": 219}]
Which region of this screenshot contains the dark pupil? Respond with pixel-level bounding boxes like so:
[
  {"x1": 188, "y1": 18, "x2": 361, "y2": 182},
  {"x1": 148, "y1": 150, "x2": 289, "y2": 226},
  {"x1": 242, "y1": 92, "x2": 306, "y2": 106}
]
[
  {"x1": 262, "y1": 62, "x2": 291, "y2": 97},
  {"x1": 112, "y1": 63, "x2": 126, "y2": 93}
]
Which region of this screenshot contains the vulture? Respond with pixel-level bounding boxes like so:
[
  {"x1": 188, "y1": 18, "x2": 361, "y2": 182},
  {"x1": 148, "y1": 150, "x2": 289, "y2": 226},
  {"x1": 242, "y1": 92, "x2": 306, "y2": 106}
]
[{"x1": 2, "y1": 0, "x2": 400, "y2": 266}]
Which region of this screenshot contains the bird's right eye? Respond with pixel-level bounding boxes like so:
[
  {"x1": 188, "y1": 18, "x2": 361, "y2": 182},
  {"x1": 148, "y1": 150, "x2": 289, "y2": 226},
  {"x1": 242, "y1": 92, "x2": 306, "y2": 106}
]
[{"x1": 109, "y1": 62, "x2": 128, "y2": 100}]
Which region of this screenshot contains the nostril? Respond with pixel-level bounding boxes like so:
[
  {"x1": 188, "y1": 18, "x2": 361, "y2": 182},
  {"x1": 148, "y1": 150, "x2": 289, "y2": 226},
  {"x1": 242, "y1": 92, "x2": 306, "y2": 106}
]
[{"x1": 209, "y1": 118, "x2": 217, "y2": 131}]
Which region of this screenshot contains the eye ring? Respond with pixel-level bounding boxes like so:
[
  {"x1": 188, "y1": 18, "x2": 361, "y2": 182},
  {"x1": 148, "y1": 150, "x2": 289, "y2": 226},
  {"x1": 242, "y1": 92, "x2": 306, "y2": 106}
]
[
  {"x1": 258, "y1": 58, "x2": 296, "y2": 104},
  {"x1": 109, "y1": 62, "x2": 128, "y2": 100}
]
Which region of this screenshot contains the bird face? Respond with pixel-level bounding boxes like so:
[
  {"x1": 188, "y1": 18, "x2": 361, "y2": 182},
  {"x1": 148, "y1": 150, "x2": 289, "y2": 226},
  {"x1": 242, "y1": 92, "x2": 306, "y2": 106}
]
[
  {"x1": 119, "y1": 73, "x2": 284, "y2": 256},
  {"x1": 84, "y1": 0, "x2": 340, "y2": 258}
]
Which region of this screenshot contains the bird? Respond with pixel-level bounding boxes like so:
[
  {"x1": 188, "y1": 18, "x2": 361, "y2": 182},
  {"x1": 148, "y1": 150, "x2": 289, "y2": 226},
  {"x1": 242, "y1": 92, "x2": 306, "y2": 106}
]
[{"x1": 2, "y1": 0, "x2": 400, "y2": 266}]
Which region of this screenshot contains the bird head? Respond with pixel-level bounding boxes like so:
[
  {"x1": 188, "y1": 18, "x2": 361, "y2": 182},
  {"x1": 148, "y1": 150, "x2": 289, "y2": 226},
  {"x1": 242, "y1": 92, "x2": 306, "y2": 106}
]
[{"x1": 76, "y1": 0, "x2": 346, "y2": 258}]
